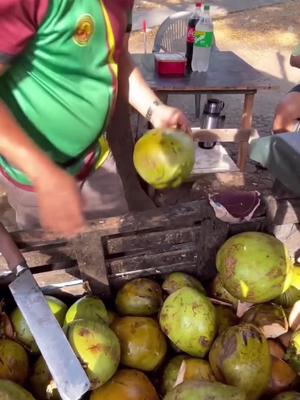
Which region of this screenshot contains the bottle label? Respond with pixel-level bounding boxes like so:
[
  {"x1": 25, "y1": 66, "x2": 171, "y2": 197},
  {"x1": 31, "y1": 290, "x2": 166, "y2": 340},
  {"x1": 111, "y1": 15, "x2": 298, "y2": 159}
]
[
  {"x1": 194, "y1": 31, "x2": 213, "y2": 48},
  {"x1": 187, "y1": 27, "x2": 195, "y2": 43}
]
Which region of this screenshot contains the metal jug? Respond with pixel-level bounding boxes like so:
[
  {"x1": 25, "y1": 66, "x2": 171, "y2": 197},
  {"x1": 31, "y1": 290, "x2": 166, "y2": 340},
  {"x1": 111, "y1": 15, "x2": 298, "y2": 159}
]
[{"x1": 199, "y1": 98, "x2": 225, "y2": 149}]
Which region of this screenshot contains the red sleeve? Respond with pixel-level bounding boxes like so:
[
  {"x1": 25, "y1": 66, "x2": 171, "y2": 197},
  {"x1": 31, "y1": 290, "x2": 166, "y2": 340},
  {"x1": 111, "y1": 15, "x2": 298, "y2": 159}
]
[{"x1": 0, "y1": 0, "x2": 49, "y2": 63}]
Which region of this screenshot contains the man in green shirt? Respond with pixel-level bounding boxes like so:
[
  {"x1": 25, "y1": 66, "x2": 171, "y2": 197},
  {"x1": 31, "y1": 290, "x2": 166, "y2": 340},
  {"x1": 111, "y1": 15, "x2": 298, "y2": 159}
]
[{"x1": 0, "y1": 0, "x2": 190, "y2": 236}]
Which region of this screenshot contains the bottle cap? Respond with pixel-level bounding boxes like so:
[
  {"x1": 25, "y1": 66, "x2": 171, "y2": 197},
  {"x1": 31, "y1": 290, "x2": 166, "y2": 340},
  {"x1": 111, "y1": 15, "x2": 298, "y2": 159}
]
[
  {"x1": 195, "y1": 2, "x2": 202, "y2": 7},
  {"x1": 204, "y1": 4, "x2": 210, "y2": 10}
]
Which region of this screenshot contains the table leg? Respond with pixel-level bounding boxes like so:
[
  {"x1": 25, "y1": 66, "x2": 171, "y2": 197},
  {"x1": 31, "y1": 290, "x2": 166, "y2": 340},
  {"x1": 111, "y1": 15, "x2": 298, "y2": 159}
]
[{"x1": 238, "y1": 92, "x2": 255, "y2": 171}]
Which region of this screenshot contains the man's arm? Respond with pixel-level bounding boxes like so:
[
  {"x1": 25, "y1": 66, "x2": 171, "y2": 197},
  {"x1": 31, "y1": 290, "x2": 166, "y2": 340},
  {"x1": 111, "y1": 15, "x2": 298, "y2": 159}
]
[{"x1": 118, "y1": 44, "x2": 191, "y2": 133}]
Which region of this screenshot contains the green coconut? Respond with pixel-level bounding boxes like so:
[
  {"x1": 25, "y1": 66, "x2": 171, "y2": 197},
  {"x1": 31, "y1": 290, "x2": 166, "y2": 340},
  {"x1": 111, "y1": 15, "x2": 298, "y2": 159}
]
[
  {"x1": 115, "y1": 278, "x2": 163, "y2": 316},
  {"x1": 89, "y1": 368, "x2": 160, "y2": 400},
  {"x1": 163, "y1": 381, "x2": 246, "y2": 400},
  {"x1": 0, "y1": 338, "x2": 29, "y2": 384},
  {"x1": 215, "y1": 306, "x2": 239, "y2": 335},
  {"x1": 162, "y1": 355, "x2": 215, "y2": 395},
  {"x1": 216, "y1": 232, "x2": 293, "y2": 303},
  {"x1": 0, "y1": 379, "x2": 36, "y2": 400},
  {"x1": 67, "y1": 319, "x2": 120, "y2": 389},
  {"x1": 209, "y1": 323, "x2": 272, "y2": 400},
  {"x1": 133, "y1": 128, "x2": 195, "y2": 189},
  {"x1": 64, "y1": 296, "x2": 109, "y2": 326},
  {"x1": 273, "y1": 392, "x2": 300, "y2": 400},
  {"x1": 159, "y1": 287, "x2": 217, "y2": 357},
  {"x1": 241, "y1": 303, "x2": 288, "y2": 338},
  {"x1": 210, "y1": 274, "x2": 238, "y2": 308},
  {"x1": 162, "y1": 272, "x2": 206, "y2": 295},
  {"x1": 111, "y1": 316, "x2": 167, "y2": 371},
  {"x1": 30, "y1": 356, "x2": 60, "y2": 400},
  {"x1": 11, "y1": 296, "x2": 67, "y2": 353}
]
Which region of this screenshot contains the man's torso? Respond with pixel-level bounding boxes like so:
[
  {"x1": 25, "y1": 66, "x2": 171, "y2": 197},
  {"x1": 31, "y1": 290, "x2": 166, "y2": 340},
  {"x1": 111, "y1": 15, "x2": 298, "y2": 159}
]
[{"x1": 0, "y1": 0, "x2": 132, "y2": 185}]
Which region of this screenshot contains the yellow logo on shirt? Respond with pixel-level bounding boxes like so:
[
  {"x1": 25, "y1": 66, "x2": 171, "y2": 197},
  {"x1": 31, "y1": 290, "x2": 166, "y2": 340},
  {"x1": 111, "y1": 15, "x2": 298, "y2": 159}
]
[{"x1": 73, "y1": 14, "x2": 95, "y2": 46}]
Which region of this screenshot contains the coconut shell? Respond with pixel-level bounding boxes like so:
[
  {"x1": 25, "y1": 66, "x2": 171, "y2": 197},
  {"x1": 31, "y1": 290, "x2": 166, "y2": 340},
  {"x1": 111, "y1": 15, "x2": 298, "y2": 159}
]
[
  {"x1": 266, "y1": 356, "x2": 298, "y2": 395},
  {"x1": 241, "y1": 303, "x2": 288, "y2": 338}
]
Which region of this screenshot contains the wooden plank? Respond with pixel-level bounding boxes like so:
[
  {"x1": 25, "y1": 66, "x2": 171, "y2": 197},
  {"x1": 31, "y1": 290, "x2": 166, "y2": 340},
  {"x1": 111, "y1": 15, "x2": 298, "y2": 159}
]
[
  {"x1": 9, "y1": 201, "x2": 207, "y2": 246},
  {"x1": 192, "y1": 128, "x2": 258, "y2": 143},
  {"x1": 110, "y1": 262, "x2": 198, "y2": 288},
  {"x1": 194, "y1": 216, "x2": 228, "y2": 281},
  {"x1": 106, "y1": 227, "x2": 200, "y2": 255},
  {"x1": 238, "y1": 93, "x2": 255, "y2": 171},
  {"x1": 191, "y1": 144, "x2": 239, "y2": 176},
  {"x1": 0, "y1": 246, "x2": 75, "y2": 271},
  {"x1": 108, "y1": 244, "x2": 197, "y2": 275},
  {"x1": 265, "y1": 195, "x2": 300, "y2": 225},
  {"x1": 73, "y1": 231, "x2": 111, "y2": 298}
]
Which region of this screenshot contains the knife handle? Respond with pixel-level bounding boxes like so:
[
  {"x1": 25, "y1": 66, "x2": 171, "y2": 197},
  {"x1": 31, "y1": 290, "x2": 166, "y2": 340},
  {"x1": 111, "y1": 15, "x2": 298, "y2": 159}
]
[{"x1": 0, "y1": 223, "x2": 26, "y2": 274}]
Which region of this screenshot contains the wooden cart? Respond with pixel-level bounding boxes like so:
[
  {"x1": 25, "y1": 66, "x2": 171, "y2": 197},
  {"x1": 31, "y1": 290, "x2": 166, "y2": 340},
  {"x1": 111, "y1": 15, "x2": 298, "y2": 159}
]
[{"x1": 0, "y1": 190, "x2": 298, "y2": 300}]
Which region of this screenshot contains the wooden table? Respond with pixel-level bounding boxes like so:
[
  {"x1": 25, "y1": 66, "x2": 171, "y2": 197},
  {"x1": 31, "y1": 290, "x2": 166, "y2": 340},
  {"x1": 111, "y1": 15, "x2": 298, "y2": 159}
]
[{"x1": 132, "y1": 50, "x2": 277, "y2": 171}]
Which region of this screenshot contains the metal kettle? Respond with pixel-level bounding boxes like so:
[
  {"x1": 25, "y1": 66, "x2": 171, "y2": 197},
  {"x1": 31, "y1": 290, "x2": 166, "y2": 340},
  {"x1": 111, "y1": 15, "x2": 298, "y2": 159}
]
[{"x1": 199, "y1": 99, "x2": 226, "y2": 149}]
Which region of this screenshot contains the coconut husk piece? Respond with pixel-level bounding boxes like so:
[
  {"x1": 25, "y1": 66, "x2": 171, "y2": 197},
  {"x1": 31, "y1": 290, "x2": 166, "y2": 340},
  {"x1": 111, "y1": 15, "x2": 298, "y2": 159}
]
[
  {"x1": 0, "y1": 301, "x2": 14, "y2": 339},
  {"x1": 174, "y1": 361, "x2": 187, "y2": 388},
  {"x1": 279, "y1": 331, "x2": 293, "y2": 349},
  {"x1": 208, "y1": 297, "x2": 233, "y2": 308},
  {"x1": 268, "y1": 340, "x2": 285, "y2": 360},
  {"x1": 266, "y1": 356, "x2": 298, "y2": 395},
  {"x1": 289, "y1": 300, "x2": 300, "y2": 331},
  {"x1": 236, "y1": 301, "x2": 253, "y2": 318},
  {"x1": 241, "y1": 303, "x2": 288, "y2": 339}
]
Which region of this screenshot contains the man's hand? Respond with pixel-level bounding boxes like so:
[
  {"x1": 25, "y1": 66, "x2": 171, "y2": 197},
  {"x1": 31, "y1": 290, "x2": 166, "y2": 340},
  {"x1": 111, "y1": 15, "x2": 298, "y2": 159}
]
[
  {"x1": 150, "y1": 104, "x2": 192, "y2": 135},
  {"x1": 35, "y1": 167, "x2": 85, "y2": 237}
]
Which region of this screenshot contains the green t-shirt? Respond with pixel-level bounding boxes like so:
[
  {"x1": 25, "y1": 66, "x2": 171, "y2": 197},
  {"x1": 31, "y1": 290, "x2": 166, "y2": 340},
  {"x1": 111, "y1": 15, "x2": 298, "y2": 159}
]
[{"x1": 0, "y1": 0, "x2": 133, "y2": 186}]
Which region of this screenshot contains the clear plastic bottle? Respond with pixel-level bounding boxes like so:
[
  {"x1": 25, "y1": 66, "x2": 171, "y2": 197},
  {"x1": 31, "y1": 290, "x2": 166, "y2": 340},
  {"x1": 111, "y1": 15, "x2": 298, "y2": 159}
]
[
  {"x1": 185, "y1": 2, "x2": 203, "y2": 71},
  {"x1": 192, "y1": 4, "x2": 214, "y2": 72}
]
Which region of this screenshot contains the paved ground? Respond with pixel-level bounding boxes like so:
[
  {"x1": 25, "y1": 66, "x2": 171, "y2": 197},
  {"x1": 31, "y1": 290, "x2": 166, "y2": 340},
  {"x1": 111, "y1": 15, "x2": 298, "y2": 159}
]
[{"x1": 133, "y1": 0, "x2": 289, "y2": 30}]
